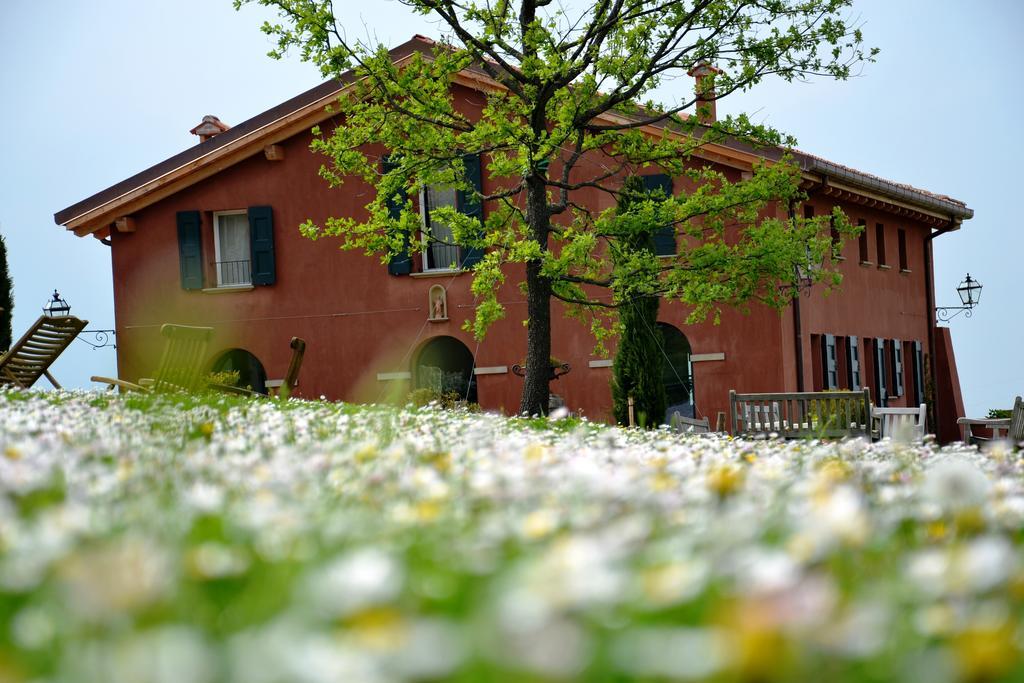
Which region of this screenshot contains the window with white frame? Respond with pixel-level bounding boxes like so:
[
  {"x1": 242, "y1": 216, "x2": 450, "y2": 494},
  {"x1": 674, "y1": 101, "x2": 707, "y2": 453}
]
[
  {"x1": 214, "y1": 211, "x2": 251, "y2": 286},
  {"x1": 420, "y1": 185, "x2": 461, "y2": 271}
]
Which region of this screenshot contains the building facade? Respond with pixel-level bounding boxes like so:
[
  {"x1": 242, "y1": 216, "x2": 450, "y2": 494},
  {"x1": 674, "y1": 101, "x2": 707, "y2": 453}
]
[{"x1": 54, "y1": 37, "x2": 973, "y2": 440}]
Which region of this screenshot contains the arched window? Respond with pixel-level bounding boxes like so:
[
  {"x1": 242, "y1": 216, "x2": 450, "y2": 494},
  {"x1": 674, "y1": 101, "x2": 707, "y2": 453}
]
[
  {"x1": 657, "y1": 322, "x2": 694, "y2": 419},
  {"x1": 210, "y1": 348, "x2": 268, "y2": 395},
  {"x1": 414, "y1": 335, "x2": 477, "y2": 403}
]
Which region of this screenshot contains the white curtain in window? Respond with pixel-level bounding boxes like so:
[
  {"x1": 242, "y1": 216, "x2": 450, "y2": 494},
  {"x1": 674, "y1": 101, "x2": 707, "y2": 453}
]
[
  {"x1": 218, "y1": 214, "x2": 251, "y2": 284},
  {"x1": 425, "y1": 186, "x2": 458, "y2": 269}
]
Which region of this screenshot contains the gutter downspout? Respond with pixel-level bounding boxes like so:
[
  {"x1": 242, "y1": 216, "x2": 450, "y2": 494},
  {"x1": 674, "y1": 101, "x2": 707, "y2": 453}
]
[
  {"x1": 790, "y1": 178, "x2": 828, "y2": 392},
  {"x1": 788, "y1": 199, "x2": 805, "y2": 392},
  {"x1": 925, "y1": 220, "x2": 958, "y2": 438}
]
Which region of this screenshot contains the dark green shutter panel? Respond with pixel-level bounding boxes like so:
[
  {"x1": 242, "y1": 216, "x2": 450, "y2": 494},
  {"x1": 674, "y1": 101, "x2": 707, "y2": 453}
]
[
  {"x1": 912, "y1": 340, "x2": 925, "y2": 405},
  {"x1": 874, "y1": 338, "x2": 887, "y2": 407},
  {"x1": 383, "y1": 156, "x2": 412, "y2": 275},
  {"x1": 176, "y1": 210, "x2": 203, "y2": 290},
  {"x1": 459, "y1": 153, "x2": 485, "y2": 269},
  {"x1": 847, "y1": 336, "x2": 861, "y2": 390},
  {"x1": 248, "y1": 206, "x2": 276, "y2": 286},
  {"x1": 822, "y1": 334, "x2": 838, "y2": 390},
  {"x1": 891, "y1": 339, "x2": 904, "y2": 397},
  {"x1": 642, "y1": 174, "x2": 675, "y2": 256}
]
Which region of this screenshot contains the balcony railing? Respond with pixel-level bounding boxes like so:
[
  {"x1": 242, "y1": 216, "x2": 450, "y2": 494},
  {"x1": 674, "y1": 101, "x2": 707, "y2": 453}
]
[{"x1": 216, "y1": 259, "x2": 251, "y2": 286}]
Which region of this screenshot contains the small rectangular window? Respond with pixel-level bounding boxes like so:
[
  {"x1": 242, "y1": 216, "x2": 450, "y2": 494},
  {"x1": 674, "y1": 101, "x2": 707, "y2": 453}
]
[
  {"x1": 803, "y1": 204, "x2": 815, "y2": 220},
  {"x1": 858, "y1": 219, "x2": 869, "y2": 263},
  {"x1": 214, "y1": 211, "x2": 251, "y2": 286},
  {"x1": 876, "y1": 223, "x2": 886, "y2": 266},
  {"x1": 898, "y1": 228, "x2": 908, "y2": 271},
  {"x1": 830, "y1": 215, "x2": 842, "y2": 258}
]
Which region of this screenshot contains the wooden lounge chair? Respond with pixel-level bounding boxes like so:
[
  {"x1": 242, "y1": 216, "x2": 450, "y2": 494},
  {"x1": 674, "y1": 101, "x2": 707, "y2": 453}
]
[
  {"x1": 872, "y1": 404, "x2": 927, "y2": 441},
  {"x1": 0, "y1": 315, "x2": 88, "y2": 389},
  {"x1": 212, "y1": 337, "x2": 307, "y2": 398},
  {"x1": 91, "y1": 324, "x2": 213, "y2": 392},
  {"x1": 958, "y1": 396, "x2": 1024, "y2": 446}
]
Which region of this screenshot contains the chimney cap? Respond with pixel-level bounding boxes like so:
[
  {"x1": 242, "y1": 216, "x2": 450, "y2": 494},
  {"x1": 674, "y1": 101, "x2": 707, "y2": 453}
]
[
  {"x1": 190, "y1": 115, "x2": 231, "y2": 140},
  {"x1": 687, "y1": 62, "x2": 721, "y2": 78}
]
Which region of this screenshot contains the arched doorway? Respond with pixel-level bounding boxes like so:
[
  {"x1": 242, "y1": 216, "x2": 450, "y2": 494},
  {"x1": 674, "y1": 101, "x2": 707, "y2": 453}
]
[
  {"x1": 210, "y1": 348, "x2": 268, "y2": 395},
  {"x1": 658, "y1": 323, "x2": 695, "y2": 420},
  {"x1": 414, "y1": 336, "x2": 477, "y2": 403}
]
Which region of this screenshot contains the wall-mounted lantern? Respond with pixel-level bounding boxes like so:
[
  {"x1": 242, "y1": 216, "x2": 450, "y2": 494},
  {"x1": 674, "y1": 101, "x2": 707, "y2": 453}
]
[
  {"x1": 936, "y1": 273, "x2": 982, "y2": 323},
  {"x1": 43, "y1": 290, "x2": 71, "y2": 318}
]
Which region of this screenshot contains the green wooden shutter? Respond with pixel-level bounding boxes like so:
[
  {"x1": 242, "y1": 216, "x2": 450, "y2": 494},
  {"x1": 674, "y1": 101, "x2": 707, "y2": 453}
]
[
  {"x1": 642, "y1": 174, "x2": 675, "y2": 256},
  {"x1": 382, "y1": 156, "x2": 412, "y2": 275},
  {"x1": 248, "y1": 206, "x2": 276, "y2": 286},
  {"x1": 874, "y1": 338, "x2": 888, "y2": 407},
  {"x1": 822, "y1": 334, "x2": 838, "y2": 390},
  {"x1": 847, "y1": 336, "x2": 861, "y2": 390},
  {"x1": 458, "y1": 153, "x2": 485, "y2": 269},
  {"x1": 912, "y1": 340, "x2": 925, "y2": 405},
  {"x1": 891, "y1": 339, "x2": 904, "y2": 397},
  {"x1": 176, "y1": 210, "x2": 203, "y2": 290}
]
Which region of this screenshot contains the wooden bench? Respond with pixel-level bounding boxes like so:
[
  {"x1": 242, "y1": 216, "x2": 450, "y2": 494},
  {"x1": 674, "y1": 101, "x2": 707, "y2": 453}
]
[
  {"x1": 730, "y1": 389, "x2": 872, "y2": 439},
  {"x1": 670, "y1": 412, "x2": 711, "y2": 434},
  {"x1": 958, "y1": 396, "x2": 1024, "y2": 446}
]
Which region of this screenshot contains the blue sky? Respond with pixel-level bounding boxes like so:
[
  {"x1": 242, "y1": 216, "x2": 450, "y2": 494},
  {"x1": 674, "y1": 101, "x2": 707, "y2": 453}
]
[{"x1": 1, "y1": 0, "x2": 1019, "y2": 416}]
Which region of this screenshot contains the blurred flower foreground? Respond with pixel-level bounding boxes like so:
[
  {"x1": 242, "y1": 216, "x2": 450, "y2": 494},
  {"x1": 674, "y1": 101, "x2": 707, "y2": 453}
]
[{"x1": 2, "y1": 389, "x2": 1024, "y2": 683}]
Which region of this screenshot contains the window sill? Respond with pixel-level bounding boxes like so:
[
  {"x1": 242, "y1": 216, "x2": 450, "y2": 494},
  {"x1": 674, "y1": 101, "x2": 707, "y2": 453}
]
[
  {"x1": 834, "y1": 256, "x2": 846, "y2": 261},
  {"x1": 900, "y1": 268, "x2": 912, "y2": 275},
  {"x1": 411, "y1": 269, "x2": 465, "y2": 279},
  {"x1": 858, "y1": 260, "x2": 874, "y2": 267},
  {"x1": 877, "y1": 264, "x2": 891, "y2": 271},
  {"x1": 428, "y1": 317, "x2": 450, "y2": 323},
  {"x1": 202, "y1": 284, "x2": 254, "y2": 294},
  {"x1": 656, "y1": 253, "x2": 677, "y2": 259}
]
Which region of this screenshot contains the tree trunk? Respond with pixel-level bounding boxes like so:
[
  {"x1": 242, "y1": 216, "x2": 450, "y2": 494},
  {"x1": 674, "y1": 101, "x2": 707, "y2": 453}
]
[{"x1": 519, "y1": 177, "x2": 552, "y2": 416}]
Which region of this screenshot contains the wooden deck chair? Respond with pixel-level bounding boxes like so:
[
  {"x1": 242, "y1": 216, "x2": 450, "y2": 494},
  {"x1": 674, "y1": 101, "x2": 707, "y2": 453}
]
[
  {"x1": 91, "y1": 324, "x2": 213, "y2": 393},
  {"x1": 0, "y1": 315, "x2": 88, "y2": 389},
  {"x1": 212, "y1": 337, "x2": 307, "y2": 398}
]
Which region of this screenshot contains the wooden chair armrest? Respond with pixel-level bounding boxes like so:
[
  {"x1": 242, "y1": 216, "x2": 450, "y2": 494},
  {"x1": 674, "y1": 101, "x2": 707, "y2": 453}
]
[
  {"x1": 957, "y1": 417, "x2": 1010, "y2": 427},
  {"x1": 208, "y1": 382, "x2": 259, "y2": 397},
  {"x1": 958, "y1": 417, "x2": 1011, "y2": 445},
  {"x1": 90, "y1": 376, "x2": 147, "y2": 392}
]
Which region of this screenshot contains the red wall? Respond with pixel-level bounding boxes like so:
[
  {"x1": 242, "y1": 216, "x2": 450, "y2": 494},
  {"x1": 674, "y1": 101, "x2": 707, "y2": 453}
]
[{"x1": 108, "y1": 93, "x2": 950, "y2": 427}]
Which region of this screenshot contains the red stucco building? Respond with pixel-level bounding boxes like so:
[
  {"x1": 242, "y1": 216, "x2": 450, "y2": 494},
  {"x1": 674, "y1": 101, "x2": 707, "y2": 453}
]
[{"x1": 54, "y1": 36, "x2": 973, "y2": 440}]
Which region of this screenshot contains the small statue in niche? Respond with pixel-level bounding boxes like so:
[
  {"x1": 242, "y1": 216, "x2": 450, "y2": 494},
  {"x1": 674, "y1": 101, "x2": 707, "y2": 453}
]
[{"x1": 428, "y1": 285, "x2": 448, "y2": 321}]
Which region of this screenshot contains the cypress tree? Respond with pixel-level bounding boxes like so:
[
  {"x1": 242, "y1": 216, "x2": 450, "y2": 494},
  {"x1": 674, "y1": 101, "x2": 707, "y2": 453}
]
[
  {"x1": 611, "y1": 177, "x2": 667, "y2": 428},
  {"x1": 0, "y1": 233, "x2": 12, "y2": 352}
]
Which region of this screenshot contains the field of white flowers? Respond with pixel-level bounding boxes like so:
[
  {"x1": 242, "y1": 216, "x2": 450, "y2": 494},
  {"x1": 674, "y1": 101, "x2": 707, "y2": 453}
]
[{"x1": 1, "y1": 388, "x2": 1022, "y2": 682}]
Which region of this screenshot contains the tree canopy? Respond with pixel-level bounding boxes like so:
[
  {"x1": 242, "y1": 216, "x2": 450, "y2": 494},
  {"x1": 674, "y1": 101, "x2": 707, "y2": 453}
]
[{"x1": 236, "y1": 0, "x2": 873, "y2": 414}]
